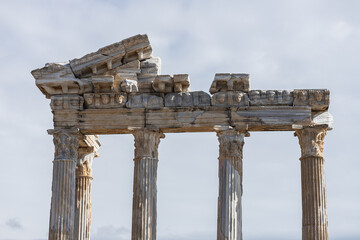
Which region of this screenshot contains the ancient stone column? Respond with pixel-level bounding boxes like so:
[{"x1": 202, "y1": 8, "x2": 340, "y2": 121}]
[
  {"x1": 216, "y1": 129, "x2": 246, "y2": 240},
  {"x1": 131, "y1": 130, "x2": 165, "y2": 240},
  {"x1": 295, "y1": 127, "x2": 328, "y2": 240},
  {"x1": 48, "y1": 128, "x2": 79, "y2": 240},
  {"x1": 74, "y1": 147, "x2": 95, "y2": 240}
]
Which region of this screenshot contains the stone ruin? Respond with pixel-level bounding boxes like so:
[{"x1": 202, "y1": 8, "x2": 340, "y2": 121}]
[{"x1": 32, "y1": 34, "x2": 333, "y2": 240}]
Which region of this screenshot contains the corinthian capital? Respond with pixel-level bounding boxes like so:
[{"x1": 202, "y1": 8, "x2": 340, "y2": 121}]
[
  {"x1": 295, "y1": 127, "x2": 327, "y2": 159},
  {"x1": 48, "y1": 128, "x2": 80, "y2": 161},
  {"x1": 133, "y1": 130, "x2": 165, "y2": 160},
  {"x1": 217, "y1": 129, "x2": 245, "y2": 160},
  {"x1": 76, "y1": 147, "x2": 95, "y2": 177}
]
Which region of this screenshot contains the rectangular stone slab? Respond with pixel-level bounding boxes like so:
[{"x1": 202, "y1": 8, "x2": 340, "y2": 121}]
[{"x1": 75, "y1": 106, "x2": 312, "y2": 134}]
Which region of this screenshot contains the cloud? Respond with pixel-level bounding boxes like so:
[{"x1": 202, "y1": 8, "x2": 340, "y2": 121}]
[{"x1": 5, "y1": 218, "x2": 23, "y2": 230}]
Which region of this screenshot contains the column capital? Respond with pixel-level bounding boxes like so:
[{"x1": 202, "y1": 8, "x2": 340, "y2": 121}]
[
  {"x1": 295, "y1": 126, "x2": 327, "y2": 159},
  {"x1": 48, "y1": 128, "x2": 80, "y2": 162},
  {"x1": 132, "y1": 129, "x2": 165, "y2": 161},
  {"x1": 217, "y1": 129, "x2": 247, "y2": 161},
  {"x1": 76, "y1": 147, "x2": 95, "y2": 178}
]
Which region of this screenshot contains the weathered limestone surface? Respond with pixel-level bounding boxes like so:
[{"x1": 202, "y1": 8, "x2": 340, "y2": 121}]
[
  {"x1": 210, "y1": 73, "x2": 250, "y2": 94},
  {"x1": 132, "y1": 130, "x2": 165, "y2": 240},
  {"x1": 295, "y1": 127, "x2": 328, "y2": 240},
  {"x1": 74, "y1": 135, "x2": 100, "y2": 240},
  {"x1": 31, "y1": 34, "x2": 333, "y2": 240},
  {"x1": 217, "y1": 129, "x2": 246, "y2": 240},
  {"x1": 47, "y1": 128, "x2": 79, "y2": 240}
]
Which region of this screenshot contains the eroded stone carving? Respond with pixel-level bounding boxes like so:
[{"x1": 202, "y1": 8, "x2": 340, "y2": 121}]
[
  {"x1": 294, "y1": 89, "x2": 330, "y2": 110},
  {"x1": 212, "y1": 91, "x2": 249, "y2": 107},
  {"x1": 69, "y1": 34, "x2": 151, "y2": 78},
  {"x1": 91, "y1": 75, "x2": 114, "y2": 93},
  {"x1": 173, "y1": 74, "x2": 190, "y2": 92},
  {"x1": 249, "y1": 90, "x2": 293, "y2": 106},
  {"x1": 137, "y1": 57, "x2": 161, "y2": 93},
  {"x1": 48, "y1": 128, "x2": 79, "y2": 161},
  {"x1": 122, "y1": 34, "x2": 152, "y2": 63},
  {"x1": 121, "y1": 79, "x2": 139, "y2": 93},
  {"x1": 70, "y1": 42, "x2": 125, "y2": 78},
  {"x1": 126, "y1": 94, "x2": 163, "y2": 109},
  {"x1": 31, "y1": 63, "x2": 92, "y2": 98},
  {"x1": 165, "y1": 91, "x2": 210, "y2": 107},
  {"x1": 295, "y1": 127, "x2": 327, "y2": 158},
  {"x1": 209, "y1": 73, "x2": 249, "y2": 94},
  {"x1": 84, "y1": 93, "x2": 127, "y2": 109},
  {"x1": 133, "y1": 130, "x2": 165, "y2": 160},
  {"x1": 76, "y1": 148, "x2": 95, "y2": 178},
  {"x1": 153, "y1": 75, "x2": 173, "y2": 93},
  {"x1": 50, "y1": 95, "x2": 84, "y2": 111}
]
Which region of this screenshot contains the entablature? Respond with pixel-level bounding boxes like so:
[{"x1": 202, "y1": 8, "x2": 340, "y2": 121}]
[{"x1": 31, "y1": 34, "x2": 332, "y2": 135}]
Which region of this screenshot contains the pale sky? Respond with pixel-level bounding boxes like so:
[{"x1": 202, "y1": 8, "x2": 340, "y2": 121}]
[{"x1": 0, "y1": 0, "x2": 359, "y2": 239}]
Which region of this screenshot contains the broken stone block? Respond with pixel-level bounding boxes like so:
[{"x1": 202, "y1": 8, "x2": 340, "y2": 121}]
[
  {"x1": 91, "y1": 75, "x2": 114, "y2": 93},
  {"x1": 31, "y1": 63, "x2": 93, "y2": 98},
  {"x1": 173, "y1": 74, "x2": 190, "y2": 92},
  {"x1": 152, "y1": 75, "x2": 173, "y2": 93},
  {"x1": 122, "y1": 34, "x2": 152, "y2": 63},
  {"x1": 70, "y1": 42, "x2": 126, "y2": 78},
  {"x1": 209, "y1": 73, "x2": 249, "y2": 94}
]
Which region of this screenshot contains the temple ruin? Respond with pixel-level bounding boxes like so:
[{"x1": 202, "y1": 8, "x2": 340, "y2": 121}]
[{"x1": 31, "y1": 34, "x2": 333, "y2": 240}]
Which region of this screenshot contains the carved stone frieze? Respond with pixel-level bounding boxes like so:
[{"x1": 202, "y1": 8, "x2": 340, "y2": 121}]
[
  {"x1": 294, "y1": 89, "x2": 330, "y2": 110},
  {"x1": 209, "y1": 73, "x2": 249, "y2": 94},
  {"x1": 126, "y1": 94, "x2": 164, "y2": 109},
  {"x1": 165, "y1": 91, "x2": 210, "y2": 107},
  {"x1": 48, "y1": 128, "x2": 80, "y2": 161},
  {"x1": 84, "y1": 93, "x2": 127, "y2": 109},
  {"x1": 212, "y1": 91, "x2": 249, "y2": 107},
  {"x1": 295, "y1": 127, "x2": 327, "y2": 158},
  {"x1": 50, "y1": 95, "x2": 84, "y2": 111},
  {"x1": 249, "y1": 90, "x2": 293, "y2": 106}
]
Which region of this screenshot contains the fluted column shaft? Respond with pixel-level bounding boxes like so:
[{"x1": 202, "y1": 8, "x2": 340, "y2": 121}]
[
  {"x1": 74, "y1": 148, "x2": 95, "y2": 240},
  {"x1": 217, "y1": 130, "x2": 246, "y2": 240},
  {"x1": 296, "y1": 127, "x2": 328, "y2": 240},
  {"x1": 131, "y1": 130, "x2": 165, "y2": 240},
  {"x1": 48, "y1": 128, "x2": 79, "y2": 240}
]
